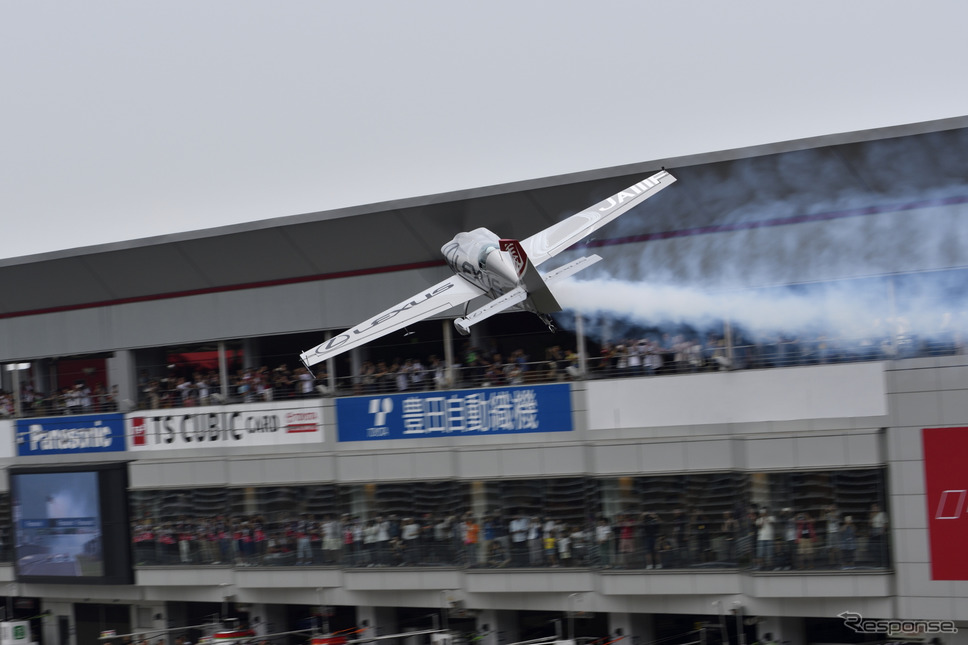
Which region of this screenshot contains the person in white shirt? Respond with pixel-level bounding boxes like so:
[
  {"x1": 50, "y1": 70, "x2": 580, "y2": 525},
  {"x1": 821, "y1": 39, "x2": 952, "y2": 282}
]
[
  {"x1": 296, "y1": 367, "x2": 315, "y2": 398},
  {"x1": 595, "y1": 517, "x2": 613, "y2": 567},
  {"x1": 363, "y1": 520, "x2": 378, "y2": 566},
  {"x1": 868, "y1": 503, "x2": 888, "y2": 566},
  {"x1": 401, "y1": 517, "x2": 419, "y2": 564},
  {"x1": 755, "y1": 508, "x2": 776, "y2": 569},
  {"x1": 509, "y1": 515, "x2": 529, "y2": 566}
]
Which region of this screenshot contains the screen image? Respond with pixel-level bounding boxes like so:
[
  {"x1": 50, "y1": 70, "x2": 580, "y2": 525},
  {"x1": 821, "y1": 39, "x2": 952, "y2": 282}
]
[
  {"x1": 9, "y1": 464, "x2": 133, "y2": 585},
  {"x1": 12, "y1": 472, "x2": 103, "y2": 577}
]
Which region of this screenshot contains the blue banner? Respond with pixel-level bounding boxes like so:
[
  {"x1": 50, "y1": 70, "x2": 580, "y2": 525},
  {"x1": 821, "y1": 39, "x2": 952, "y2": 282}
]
[
  {"x1": 336, "y1": 383, "x2": 573, "y2": 441},
  {"x1": 16, "y1": 413, "x2": 127, "y2": 456}
]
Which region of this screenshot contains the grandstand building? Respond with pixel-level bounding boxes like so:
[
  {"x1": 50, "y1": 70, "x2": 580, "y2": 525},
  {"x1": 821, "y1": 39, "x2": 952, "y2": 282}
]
[{"x1": 1, "y1": 116, "x2": 967, "y2": 645}]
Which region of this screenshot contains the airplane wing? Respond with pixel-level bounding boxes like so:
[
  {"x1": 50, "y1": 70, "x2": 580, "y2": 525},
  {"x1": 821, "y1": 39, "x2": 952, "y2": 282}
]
[
  {"x1": 300, "y1": 274, "x2": 485, "y2": 366},
  {"x1": 521, "y1": 169, "x2": 676, "y2": 267},
  {"x1": 543, "y1": 253, "x2": 603, "y2": 284},
  {"x1": 454, "y1": 286, "x2": 529, "y2": 335}
]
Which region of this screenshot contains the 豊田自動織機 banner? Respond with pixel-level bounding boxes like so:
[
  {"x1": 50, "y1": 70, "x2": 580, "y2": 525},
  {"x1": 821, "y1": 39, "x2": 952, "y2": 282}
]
[
  {"x1": 335, "y1": 383, "x2": 573, "y2": 442},
  {"x1": 126, "y1": 401, "x2": 324, "y2": 451}
]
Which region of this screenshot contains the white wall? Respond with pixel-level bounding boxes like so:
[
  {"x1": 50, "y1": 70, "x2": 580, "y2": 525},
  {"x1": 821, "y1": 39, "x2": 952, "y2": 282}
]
[
  {"x1": 885, "y1": 354, "x2": 968, "y2": 620},
  {"x1": 586, "y1": 362, "x2": 887, "y2": 429}
]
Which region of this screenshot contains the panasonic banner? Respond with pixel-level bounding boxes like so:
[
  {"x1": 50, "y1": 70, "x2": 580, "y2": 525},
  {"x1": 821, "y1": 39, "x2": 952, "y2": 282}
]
[
  {"x1": 336, "y1": 383, "x2": 573, "y2": 442},
  {"x1": 15, "y1": 413, "x2": 127, "y2": 457}
]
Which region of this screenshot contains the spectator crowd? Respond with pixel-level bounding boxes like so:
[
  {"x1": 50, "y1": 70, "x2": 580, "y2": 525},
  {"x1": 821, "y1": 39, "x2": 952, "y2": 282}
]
[
  {"x1": 130, "y1": 502, "x2": 889, "y2": 572},
  {"x1": 3, "y1": 322, "x2": 965, "y2": 418}
]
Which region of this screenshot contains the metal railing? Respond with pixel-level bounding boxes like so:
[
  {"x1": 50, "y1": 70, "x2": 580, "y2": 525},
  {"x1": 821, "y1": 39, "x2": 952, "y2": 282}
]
[
  {"x1": 129, "y1": 528, "x2": 891, "y2": 572},
  {"x1": 3, "y1": 333, "x2": 964, "y2": 418}
]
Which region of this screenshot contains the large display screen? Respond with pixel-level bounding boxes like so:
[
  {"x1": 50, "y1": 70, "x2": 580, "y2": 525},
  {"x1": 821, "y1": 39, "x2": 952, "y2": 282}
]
[{"x1": 10, "y1": 463, "x2": 133, "y2": 585}]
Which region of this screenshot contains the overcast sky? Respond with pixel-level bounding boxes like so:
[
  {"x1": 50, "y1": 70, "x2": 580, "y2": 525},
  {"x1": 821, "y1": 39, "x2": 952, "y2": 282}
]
[{"x1": 2, "y1": 1, "x2": 966, "y2": 261}]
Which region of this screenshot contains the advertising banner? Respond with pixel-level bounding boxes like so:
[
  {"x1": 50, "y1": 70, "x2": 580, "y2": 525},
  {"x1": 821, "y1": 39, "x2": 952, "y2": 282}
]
[
  {"x1": 922, "y1": 426, "x2": 968, "y2": 580},
  {"x1": 126, "y1": 401, "x2": 324, "y2": 451},
  {"x1": 15, "y1": 413, "x2": 126, "y2": 456},
  {"x1": 336, "y1": 383, "x2": 573, "y2": 442}
]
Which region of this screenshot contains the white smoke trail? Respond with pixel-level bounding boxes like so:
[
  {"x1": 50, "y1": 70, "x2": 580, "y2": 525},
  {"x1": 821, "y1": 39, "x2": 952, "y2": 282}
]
[
  {"x1": 554, "y1": 276, "x2": 963, "y2": 343},
  {"x1": 547, "y1": 129, "x2": 968, "y2": 346}
]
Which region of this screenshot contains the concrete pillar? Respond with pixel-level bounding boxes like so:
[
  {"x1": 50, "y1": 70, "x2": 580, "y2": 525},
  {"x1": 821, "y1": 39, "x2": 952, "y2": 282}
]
[
  {"x1": 608, "y1": 613, "x2": 654, "y2": 645},
  {"x1": 358, "y1": 607, "x2": 398, "y2": 641},
  {"x1": 165, "y1": 602, "x2": 186, "y2": 631},
  {"x1": 442, "y1": 320, "x2": 455, "y2": 390},
  {"x1": 106, "y1": 349, "x2": 137, "y2": 411},
  {"x1": 476, "y1": 609, "x2": 518, "y2": 645},
  {"x1": 218, "y1": 341, "x2": 231, "y2": 403},
  {"x1": 34, "y1": 360, "x2": 53, "y2": 404},
  {"x1": 470, "y1": 482, "x2": 488, "y2": 519},
  {"x1": 325, "y1": 331, "x2": 337, "y2": 393},
  {"x1": 350, "y1": 347, "x2": 364, "y2": 392},
  {"x1": 242, "y1": 338, "x2": 260, "y2": 369},
  {"x1": 469, "y1": 324, "x2": 482, "y2": 351},
  {"x1": 260, "y1": 604, "x2": 288, "y2": 639},
  {"x1": 403, "y1": 627, "x2": 423, "y2": 645},
  {"x1": 758, "y1": 616, "x2": 804, "y2": 645},
  {"x1": 575, "y1": 314, "x2": 588, "y2": 377},
  {"x1": 475, "y1": 610, "x2": 496, "y2": 645},
  {"x1": 6, "y1": 365, "x2": 26, "y2": 418},
  {"x1": 40, "y1": 601, "x2": 73, "y2": 645},
  {"x1": 248, "y1": 604, "x2": 267, "y2": 639},
  {"x1": 130, "y1": 603, "x2": 167, "y2": 640}
]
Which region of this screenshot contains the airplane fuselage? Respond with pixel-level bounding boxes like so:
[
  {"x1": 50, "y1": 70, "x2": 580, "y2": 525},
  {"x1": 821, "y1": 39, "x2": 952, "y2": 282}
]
[{"x1": 441, "y1": 228, "x2": 522, "y2": 301}]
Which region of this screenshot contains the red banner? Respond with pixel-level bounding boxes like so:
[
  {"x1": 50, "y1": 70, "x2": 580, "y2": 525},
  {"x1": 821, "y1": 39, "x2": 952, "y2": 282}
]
[{"x1": 922, "y1": 427, "x2": 968, "y2": 580}]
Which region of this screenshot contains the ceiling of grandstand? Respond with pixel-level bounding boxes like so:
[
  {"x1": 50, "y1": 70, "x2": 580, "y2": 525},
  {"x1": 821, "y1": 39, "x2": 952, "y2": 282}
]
[{"x1": 1, "y1": 117, "x2": 966, "y2": 318}]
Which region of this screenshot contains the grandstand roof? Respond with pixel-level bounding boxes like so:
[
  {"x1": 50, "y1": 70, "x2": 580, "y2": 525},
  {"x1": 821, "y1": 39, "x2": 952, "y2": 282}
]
[{"x1": 3, "y1": 115, "x2": 967, "y2": 319}]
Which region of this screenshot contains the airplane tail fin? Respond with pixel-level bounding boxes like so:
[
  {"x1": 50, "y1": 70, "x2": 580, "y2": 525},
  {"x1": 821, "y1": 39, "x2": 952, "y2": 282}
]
[
  {"x1": 500, "y1": 238, "x2": 562, "y2": 314},
  {"x1": 499, "y1": 239, "x2": 528, "y2": 279}
]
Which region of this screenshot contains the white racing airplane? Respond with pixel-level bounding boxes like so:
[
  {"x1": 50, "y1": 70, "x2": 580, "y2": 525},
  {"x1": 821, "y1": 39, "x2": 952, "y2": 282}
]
[{"x1": 300, "y1": 170, "x2": 676, "y2": 367}]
